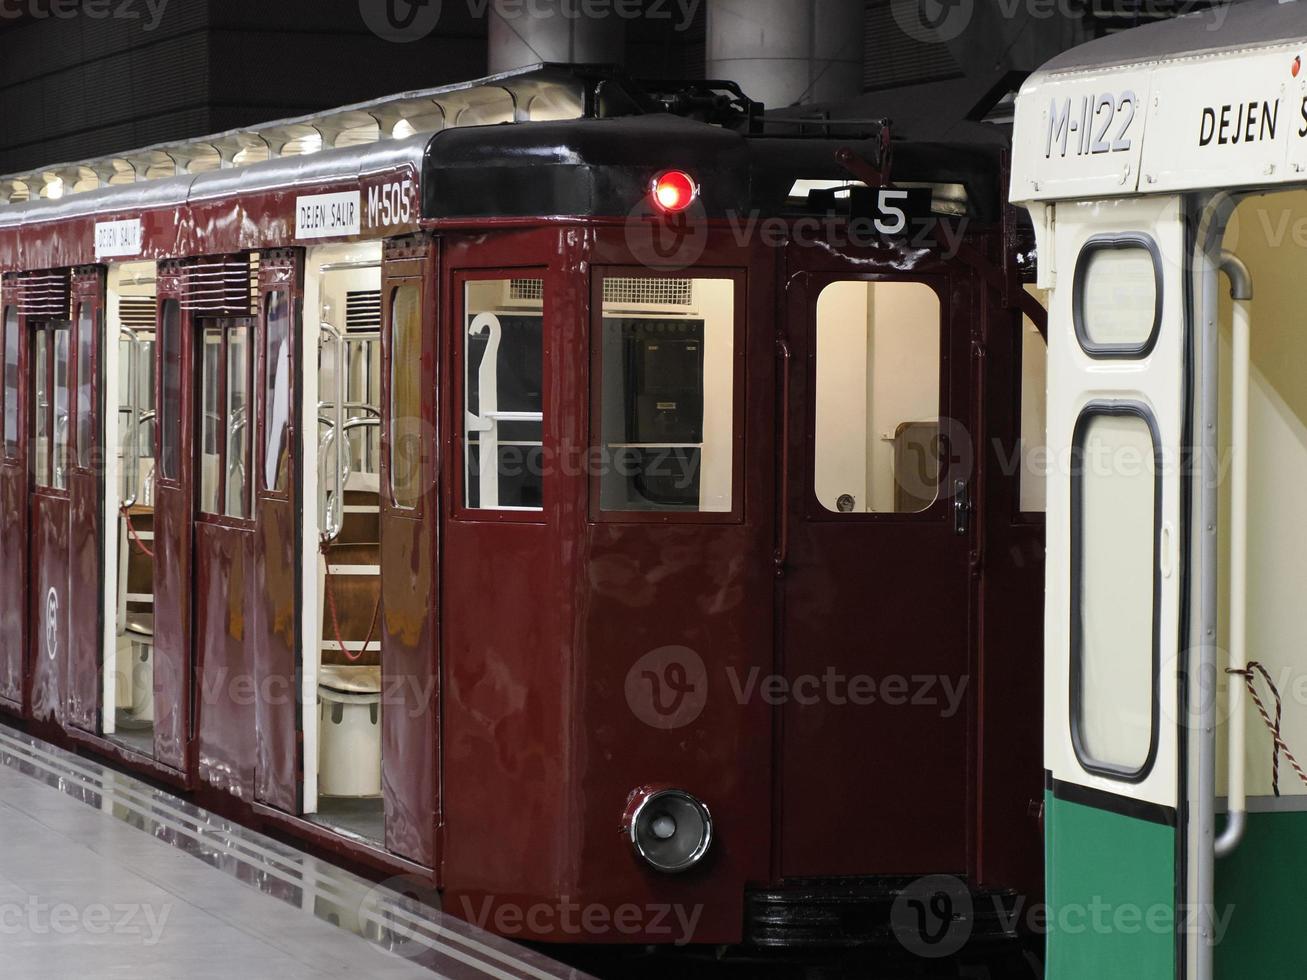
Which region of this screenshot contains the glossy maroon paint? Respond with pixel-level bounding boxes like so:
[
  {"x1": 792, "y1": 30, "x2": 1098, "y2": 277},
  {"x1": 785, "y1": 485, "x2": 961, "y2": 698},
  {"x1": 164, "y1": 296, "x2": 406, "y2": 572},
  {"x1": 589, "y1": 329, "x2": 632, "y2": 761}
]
[
  {"x1": 151, "y1": 263, "x2": 195, "y2": 776},
  {"x1": 0, "y1": 281, "x2": 26, "y2": 712},
  {"x1": 379, "y1": 235, "x2": 441, "y2": 869},
  {"x1": 253, "y1": 250, "x2": 304, "y2": 814},
  {"x1": 194, "y1": 521, "x2": 257, "y2": 799},
  {"x1": 66, "y1": 268, "x2": 104, "y2": 733},
  {"x1": 0, "y1": 163, "x2": 1046, "y2": 952}
]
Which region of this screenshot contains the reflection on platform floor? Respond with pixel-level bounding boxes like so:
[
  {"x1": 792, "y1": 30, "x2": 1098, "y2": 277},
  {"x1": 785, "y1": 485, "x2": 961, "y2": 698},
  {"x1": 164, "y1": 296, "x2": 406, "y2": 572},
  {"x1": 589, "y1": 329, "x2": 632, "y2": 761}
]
[{"x1": 0, "y1": 723, "x2": 590, "y2": 980}]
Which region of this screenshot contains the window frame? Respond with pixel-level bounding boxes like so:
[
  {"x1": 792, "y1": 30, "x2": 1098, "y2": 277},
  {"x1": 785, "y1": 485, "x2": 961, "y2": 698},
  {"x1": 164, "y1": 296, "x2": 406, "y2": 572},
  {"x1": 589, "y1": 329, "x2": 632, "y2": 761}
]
[
  {"x1": 1068, "y1": 400, "x2": 1163, "y2": 784},
  {"x1": 2, "y1": 304, "x2": 18, "y2": 462},
  {"x1": 805, "y1": 273, "x2": 950, "y2": 524},
  {"x1": 1072, "y1": 233, "x2": 1164, "y2": 360},
  {"x1": 196, "y1": 317, "x2": 255, "y2": 526},
  {"x1": 73, "y1": 300, "x2": 101, "y2": 475},
  {"x1": 452, "y1": 267, "x2": 550, "y2": 524},
  {"x1": 387, "y1": 281, "x2": 425, "y2": 513},
  {"x1": 588, "y1": 266, "x2": 747, "y2": 526},
  {"x1": 259, "y1": 288, "x2": 293, "y2": 499},
  {"x1": 157, "y1": 298, "x2": 183, "y2": 486}
]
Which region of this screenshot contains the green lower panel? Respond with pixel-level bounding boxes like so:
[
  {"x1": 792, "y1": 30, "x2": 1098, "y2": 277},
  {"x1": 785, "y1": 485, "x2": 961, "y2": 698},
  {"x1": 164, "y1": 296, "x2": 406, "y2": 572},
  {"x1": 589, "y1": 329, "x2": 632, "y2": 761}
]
[
  {"x1": 1214, "y1": 808, "x2": 1307, "y2": 976},
  {"x1": 1046, "y1": 791, "x2": 1176, "y2": 980}
]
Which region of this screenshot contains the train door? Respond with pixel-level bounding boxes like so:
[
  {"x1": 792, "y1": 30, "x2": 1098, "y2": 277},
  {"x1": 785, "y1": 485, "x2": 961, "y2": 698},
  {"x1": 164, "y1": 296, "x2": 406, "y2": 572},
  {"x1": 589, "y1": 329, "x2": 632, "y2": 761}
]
[
  {"x1": 1041, "y1": 197, "x2": 1189, "y2": 978},
  {"x1": 27, "y1": 274, "x2": 73, "y2": 725},
  {"x1": 778, "y1": 249, "x2": 975, "y2": 876},
  {"x1": 0, "y1": 279, "x2": 25, "y2": 711},
  {"x1": 376, "y1": 235, "x2": 439, "y2": 867},
  {"x1": 253, "y1": 249, "x2": 305, "y2": 813},
  {"x1": 151, "y1": 262, "x2": 195, "y2": 774},
  {"x1": 66, "y1": 267, "x2": 105, "y2": 732}
]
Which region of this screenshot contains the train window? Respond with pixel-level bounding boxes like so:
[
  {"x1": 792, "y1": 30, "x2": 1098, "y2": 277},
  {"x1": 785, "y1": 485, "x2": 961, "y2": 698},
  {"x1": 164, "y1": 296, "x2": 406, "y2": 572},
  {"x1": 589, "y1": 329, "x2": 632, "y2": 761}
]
[
  {"x1": 595, "y1": 277, "x2": 736, "y2": 515},
  {"x1": 52, "y1": 326, "x2": 70, "y2": 490},
  {"x1": 159, "y1": 299, "x2": 181, "y2": 482},
  {"x1": 32, "y1": 328, "x2": 48, "y2": 486},
  {"x1": 198, "y1": 320, "x2": 254, "y2": 518},
  {"x1": 389, "y1": 284, "x2": 422, "y2": 510},
  {"x1": 813, "y1": 280, "x2": 942, "y2": 515},
  {"x1": 75, "y1": 303, "x2": 97, "y2": 471},
  {"x1": 263, "y1": 291, "x2": 291, "y2": 493},
  {"x1": 463, "y1": 278, "x2": 544, "y2": 512},
  {"x1": 1071, "y1": 406, "x2": 1159, "y2": 780},
  {"x1": 199, "y1": 326, "x2": 224, "y2": 514},
  {"x1": 3, "y1": 307, "x2": 16, "y2": 459},
  {"x1": 1073, "y1": 236, "x2": 1162, "y2": 357},
  {"x1": 1020, "y1": 294, "x2": 1048, "y2": 514},
  {"x1": 225, "y1": 323, "x2": 251, "y2": 519}
]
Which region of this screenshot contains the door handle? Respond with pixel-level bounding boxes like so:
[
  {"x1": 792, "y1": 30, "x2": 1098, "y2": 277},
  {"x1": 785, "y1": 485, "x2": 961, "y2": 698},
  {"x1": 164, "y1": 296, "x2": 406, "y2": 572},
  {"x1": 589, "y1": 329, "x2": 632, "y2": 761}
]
[{"x1": 953, "y1": 480, "x2": 971, "y2": 536}]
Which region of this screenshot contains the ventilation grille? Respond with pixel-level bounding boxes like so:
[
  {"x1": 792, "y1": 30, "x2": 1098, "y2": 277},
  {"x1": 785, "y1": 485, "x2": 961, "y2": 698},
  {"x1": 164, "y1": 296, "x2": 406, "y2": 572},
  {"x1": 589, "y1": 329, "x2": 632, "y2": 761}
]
[
  {"x1": 346, "y1": 290, "x2": 381, "y2": 332},
  {"x1": 18, "y1": 271, "x2": 70, "y2": 319},
  {"x1": 509, "y1": 278, "x2": 544, "y2": 303},
  {"x1": 119, "y1": 296, "x2": 156, "y2": 332},
  {"x1": 183, "y1": 254, "x2": 257, "y2": 315},
  {"x1": 603, "y1": 277, "x2": 693, "y2": 307}
]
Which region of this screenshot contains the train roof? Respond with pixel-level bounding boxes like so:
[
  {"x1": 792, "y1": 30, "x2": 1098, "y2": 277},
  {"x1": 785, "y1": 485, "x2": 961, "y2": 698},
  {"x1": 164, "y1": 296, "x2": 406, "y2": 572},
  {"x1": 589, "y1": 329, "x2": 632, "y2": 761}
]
[
  {"x1": 1012, "y1": 0, "x2": 1307, "y2": 204},
  {"x1": 0, "y1": 65, "x2": 1007, "y2": 272}
]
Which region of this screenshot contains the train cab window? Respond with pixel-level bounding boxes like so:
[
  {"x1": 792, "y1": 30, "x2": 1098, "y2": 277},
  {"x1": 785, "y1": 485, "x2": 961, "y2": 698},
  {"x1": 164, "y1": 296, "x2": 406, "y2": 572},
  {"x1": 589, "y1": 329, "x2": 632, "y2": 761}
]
[
  {"x1": 1074, "y1": 237, "x2": 1162, "y2": 356},
  {"x1": 462, "y1": 278, "x2": 544, "y2": 512},
  {"x1": 75, "y1": 303, "x2": 97, "y2": 471},
  {"x1": 263, "y1": 291, "x2": 291, "y2": 493},
  {"x1": 200, "y1": 327, "x2": 223, "y2": 514},
  {"x1": 389, "y1": 284, "x2": 423, "y2": 510},
  {"x1": 1071, "y1": 407, "x2": 1160, "y2": 778},
  {"x1": 159, "y1": 299, "x2": 181, "y2": 482},
  {"x1": 595, "y1": 276, "x2": 736, "y2": 515},
  {"x1": 813, "y1": 280, "x2": 942, "y2": 514},
  {"x1": 3, "y1": 307, "x2": 16, "y2": 459},
  {"x1": 225, "y1": 324, "x2": 251, "y2": 518}
]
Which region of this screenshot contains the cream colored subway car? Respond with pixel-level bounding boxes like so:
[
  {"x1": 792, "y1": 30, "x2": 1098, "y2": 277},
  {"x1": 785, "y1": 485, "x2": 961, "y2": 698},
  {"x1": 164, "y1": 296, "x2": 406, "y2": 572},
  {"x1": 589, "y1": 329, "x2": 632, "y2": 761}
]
[{"x1": 1011, "y1": 2, "x2": 1307, "y2": 978}]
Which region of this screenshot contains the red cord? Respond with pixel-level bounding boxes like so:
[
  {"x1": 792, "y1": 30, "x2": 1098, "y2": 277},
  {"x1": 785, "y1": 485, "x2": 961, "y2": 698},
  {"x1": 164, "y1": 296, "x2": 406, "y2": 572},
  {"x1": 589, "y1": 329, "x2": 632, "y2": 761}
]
[{"x1": 121, "y1": 506, "x2": 154, "y2": 559}]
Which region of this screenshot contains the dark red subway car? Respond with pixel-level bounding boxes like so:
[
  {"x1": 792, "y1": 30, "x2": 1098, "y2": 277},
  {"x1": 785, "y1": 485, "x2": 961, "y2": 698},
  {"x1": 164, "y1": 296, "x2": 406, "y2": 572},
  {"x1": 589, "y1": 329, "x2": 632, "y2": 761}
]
[{"x1": 0, "y1": 65, "x2": 1046, "y2": 966}]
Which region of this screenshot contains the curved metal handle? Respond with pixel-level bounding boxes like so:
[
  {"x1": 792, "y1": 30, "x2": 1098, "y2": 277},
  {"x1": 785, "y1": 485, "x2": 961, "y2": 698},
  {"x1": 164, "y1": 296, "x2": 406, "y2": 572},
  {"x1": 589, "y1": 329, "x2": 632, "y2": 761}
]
[
  {"x1": 1216, "y1": 250, "x2": 1253, "y2": 859},
  {"x1": 774, "y1": 336, "x2": 792, "y2": 576}
]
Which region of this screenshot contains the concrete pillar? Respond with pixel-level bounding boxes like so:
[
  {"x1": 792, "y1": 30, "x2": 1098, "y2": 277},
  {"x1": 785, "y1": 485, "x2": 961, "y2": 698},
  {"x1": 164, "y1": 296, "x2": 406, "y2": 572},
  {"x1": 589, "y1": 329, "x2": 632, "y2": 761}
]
[
  {"x1": 487, "y1": 0, "x2": 627, "y2": 75},
  {"x1": 707, "y1": 0, "x2": 864, "y2": 110}
]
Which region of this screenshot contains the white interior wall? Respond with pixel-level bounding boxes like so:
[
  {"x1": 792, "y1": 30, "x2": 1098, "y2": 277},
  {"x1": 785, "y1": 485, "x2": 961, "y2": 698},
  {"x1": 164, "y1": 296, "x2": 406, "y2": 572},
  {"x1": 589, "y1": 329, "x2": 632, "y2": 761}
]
[
  {"x1": 1021, "y1": 286, "x2": 1050, "y2": 513},
  {"x1": 1216, "y1": 190, "x2": 1307, "y2": 801},
  {"x1": 696, "y1": 277, "x2": 735, "y2": 513},
  {"x1": 302, "y1": 241, "x2": 382, "y2": 815},
  {"x1": 102, "y1": 260, "x2": 156, "y2": 735}
]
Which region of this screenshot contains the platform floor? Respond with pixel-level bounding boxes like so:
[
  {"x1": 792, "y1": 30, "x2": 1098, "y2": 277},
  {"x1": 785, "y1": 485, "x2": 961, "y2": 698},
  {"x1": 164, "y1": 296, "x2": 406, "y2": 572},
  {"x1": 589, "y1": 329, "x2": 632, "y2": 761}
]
[{"x1": 0, "y1": 723, "x2": 589, "y2": 980}]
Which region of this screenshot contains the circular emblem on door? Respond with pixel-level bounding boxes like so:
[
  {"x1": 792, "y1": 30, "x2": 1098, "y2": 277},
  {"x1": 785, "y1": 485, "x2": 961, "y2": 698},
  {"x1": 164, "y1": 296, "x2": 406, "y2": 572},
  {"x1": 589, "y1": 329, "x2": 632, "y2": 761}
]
[{"x1": 45, "y1": 588, "x2": 59, "y2": 661}]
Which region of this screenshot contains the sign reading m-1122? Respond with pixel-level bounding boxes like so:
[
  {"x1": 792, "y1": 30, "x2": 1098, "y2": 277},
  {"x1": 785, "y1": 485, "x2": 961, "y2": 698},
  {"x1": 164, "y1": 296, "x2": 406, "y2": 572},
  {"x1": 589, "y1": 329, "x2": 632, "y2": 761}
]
[{"x1": 1046, "y1": 91, "x2": 1139, "y2": 159}]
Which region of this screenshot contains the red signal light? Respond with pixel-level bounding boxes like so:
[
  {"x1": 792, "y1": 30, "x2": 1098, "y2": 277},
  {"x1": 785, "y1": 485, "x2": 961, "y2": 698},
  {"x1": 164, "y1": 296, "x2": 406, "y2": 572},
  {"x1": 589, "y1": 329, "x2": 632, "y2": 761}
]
[{"x1": 651, "y1": 170, "x2": 698, "y2": 214}]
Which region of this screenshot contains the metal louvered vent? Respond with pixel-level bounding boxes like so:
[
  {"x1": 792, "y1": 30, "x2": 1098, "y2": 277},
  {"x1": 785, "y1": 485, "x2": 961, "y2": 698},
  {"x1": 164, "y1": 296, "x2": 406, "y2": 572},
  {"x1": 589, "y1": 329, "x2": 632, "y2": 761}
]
[
  {"x1": 183, "y1": 254, "x2": 256, "y2": 315},
  {"x1": 346, "y1": 290, "x2": 381, "y2": 331},
  {"x1": 119, "y1": 296, "x2": 157, "y2": 331},
  {"x1": 19, "y1": 271, "x2": 71, "y2": 319},
  {"x1": 603, "y1": 277, "x2": 693, "y2": 307}
]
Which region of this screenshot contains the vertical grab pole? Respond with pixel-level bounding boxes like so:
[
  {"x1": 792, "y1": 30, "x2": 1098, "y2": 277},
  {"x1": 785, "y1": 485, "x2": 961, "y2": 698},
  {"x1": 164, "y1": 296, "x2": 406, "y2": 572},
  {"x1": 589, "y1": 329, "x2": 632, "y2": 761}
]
[{"x1": 1216, "y1": 250, "x2": 1252, "y2": 859}]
